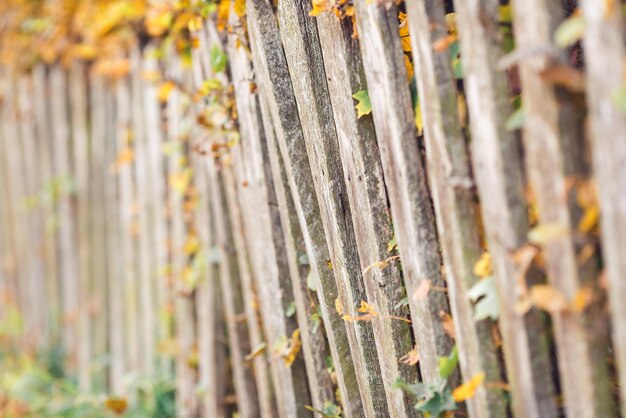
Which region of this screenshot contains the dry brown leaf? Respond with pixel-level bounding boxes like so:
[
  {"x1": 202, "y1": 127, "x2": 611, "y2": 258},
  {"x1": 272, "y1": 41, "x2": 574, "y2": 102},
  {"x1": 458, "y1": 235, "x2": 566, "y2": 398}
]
[
  {"x1": 439, "y1": 311, "x2": 456, "y2": 340},
  {"x1": 399, "y1": 346, "x2": 419, "y2": 366},
  {"x1": 412, "y1": 279, "x2": 432, "y2": 301}
]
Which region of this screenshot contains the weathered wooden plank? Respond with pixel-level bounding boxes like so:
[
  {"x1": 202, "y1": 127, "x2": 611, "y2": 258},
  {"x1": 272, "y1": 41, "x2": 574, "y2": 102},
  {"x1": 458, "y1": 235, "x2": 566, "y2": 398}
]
[
  {"x1": 16, "y1": 74, "x2": 47, "y2": 349},
  {"x1": 510, "y1": 2, "x2": 616, "y2": 417},
  {"x1": 199, "y1": 24, "x2": 278, "y2": 417},
  {"x1": 32, "y1": 65, "x2": 60, "y2": 348},
  {"x1": 452, "y1": 1, "x2": 558, "y2": 416},
  {"x1": 130, "y1": 47, "x2": 156, "y2": 373},
  {"x1": 258, "y1": 89, "x2": 337, "y2": 414},
  {"x1": 68, "y1": 62, "x2": 92, "y2": 391},
  {"x1": 222, "y1": 14, "x2": 313, "y2": 416},
  {"x1": 580, "y1": 2, "x2": 626, "y2": 414},
  {"x1": 405, "y1": 1, "x2": 506, "y2": 416},
  {"x1": 50, "y1": 65, "x2": 82, "y2": 371},
  {"x1": 204, "y1": 151, "x2": 262, "y2": 418},
  {"x1": 353, "y1": 0, "x2": 455, "y2": 384},
  {"x1": 141, "y1": 46, "x2": 171, "y2": 370},
  {"x1": 246, "y1": 1, "x2": 366, "y2": 416},
  {"x1": 105, "y1": 77, "x2": 125, "y2": 394},
  {"x1": 0, "y1": 71, "x2": 25, "y2": 349},
  {"x1": 88, "y1": 74, "x2": 110, "y2": 391},
  {"x1": 315, "y1": 11, "x2": 419, "y2": 417},
  {"x1": 165, "y1": 58, "x2": 198, "y2": 416}
]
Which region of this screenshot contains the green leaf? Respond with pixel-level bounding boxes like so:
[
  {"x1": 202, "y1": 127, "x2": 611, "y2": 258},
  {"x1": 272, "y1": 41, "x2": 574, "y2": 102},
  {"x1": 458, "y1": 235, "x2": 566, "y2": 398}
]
[
  {"x1": 352, "y1": 89, "x2": 372, "y2": 118},
  {"x1": 306, "y1": 269, "x2": 317, "y2": 291},
  {"x1": 416, "y1": 389, "x2": 457, "y2": 418},
  {"x1": 505, "y1": 107, "x2": 525, "y2": 131},
  {"x1": 286, "y1": 301, "x2": 296, "y2": 318},
  {"x1": 554, "y1": 14, "x2": 586, "y2": 48},
  {"x1": 438, "y1": 346, "x2": 458, "y2": 379},
  {"x1": 468, "y1": 276, "x2": 500, "y2": 321},
  {"x1": 394, "y1": 296, "x2": 409, "y2": 310},
  {"x1": 612, "y1": 87, "x2": 626, "y2": 114},
  {"x1": 387, "y1": 236, "x2": 398, "y2": 253},
  {"x1": 210, "y1": 44, "x2": 227, "y2": 73}
]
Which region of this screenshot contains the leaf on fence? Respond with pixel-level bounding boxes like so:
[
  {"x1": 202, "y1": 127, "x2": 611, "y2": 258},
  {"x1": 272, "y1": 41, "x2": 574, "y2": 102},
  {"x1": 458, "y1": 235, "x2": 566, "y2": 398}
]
[
  {"x1": 473, "y1": 252, "x2": 493, "y2": 278},
  {"x1": 505, "y1": 107, "x2": 525, "y2": 131},
  {"x1": 210, "y1": 44, "x2": 227, "y2": 73},
  {"x1": 432, "y1": 34, "x2": 458, "y2": 52},
  {"x1": 452, "y1": 373, "x2": 485, "y2": 402},
  {"x1": 357, "y1": 300, "x2": 378, "y2": 317},
  {"x1": 158, "y1": 80, "x2": 176, "y2": 103},
  {"x1": 387, "y1": 235, "x2": 398, "y2": 253},
  {"x1": 528, "y1": 223, "x2": 569, "y2": 245},
  {"x1": 412, "y1": 279, "x2": 431, "y2": 301},
  {"x1": 554, "y1": 13, "x2": 586, "y2": 48},
  {"x1": 438, "y1": 345, "x2": 458, "y2": 379},
  {"x1": 105, "y1": 397, "x2": 128, "y2": 415},
  {"x1": 439, "y1": 311, "x2": 456, "y2": 339},
  {"x1": 282, "y1": 329, "x2": 302, "y2": 367},
  {"x1": 245, "y1": 342, "x2": 267, "y2": 361},
  {"x1": 352, "y1": 89, "x2": 372, "y2": 118},
  {"x1": 400, "y1": 346, "x2": 419, "y2": 366},
  {"x1": 571, "y1": 287, "x2": 594, "y2": 313},
  {"x1": 468, "y1": 276, "x2": 499, "y2": 321},
  {"x1": 334, "y1": 297, "x2": 344, "y2": 316}
]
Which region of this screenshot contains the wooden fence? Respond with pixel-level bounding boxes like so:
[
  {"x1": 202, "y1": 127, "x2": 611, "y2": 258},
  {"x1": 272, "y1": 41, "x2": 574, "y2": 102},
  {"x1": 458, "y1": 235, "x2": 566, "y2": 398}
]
[{"x1": 0, "y1": 0, "x2": 625, "y2": 417}]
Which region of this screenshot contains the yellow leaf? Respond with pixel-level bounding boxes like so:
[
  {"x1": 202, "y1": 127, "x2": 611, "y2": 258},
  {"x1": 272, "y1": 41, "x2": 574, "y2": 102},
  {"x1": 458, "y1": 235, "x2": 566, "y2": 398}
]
[
  {"x1": 114, "y1": 146, "x2": 134, "y2": 170},
  {"x1": 404, "y1": 54, "x2": 414, "y2": 81},
  {"x1": 529, "y1": 284, "x2": 569, "y2": 314},
  {"x1": 473, "y1": 252, "x2": 493, "y2": 278},
  {"x1": 158, "y1": 80, "x2": 176, "y2": 103},
  {"x1": 528, "y1": 223, "x2": 569, "y2": 245},
  {"x1": 169, "y1": 169, "x2": 192, "y2": 194},
  {"x1": 141, "y1": 70, "x2": 161, "y2": 82},
  {"x1": 578, "y1": 205, "x2": 599, "y2": 233},
  {"x1": 183, "y1": 235, "x2": 200, "y2": 255},
  {"x1": 283, "y1": 329, "x2": 302, "y2": 367},
  {"x1": 453, "y1": 373, "x2": 485, "y2": 402},
  {"x1": 105, "y1": 397, "x2": 128, "y2": 415},
  {"x1": 245, "y1": 342, "x2": 267, "y2": 361},
  {"x1": 145, "y1": 10, "x2": 173, "y2": 37},
  {"x1": 432, "y1": 34, "x2": 457, "y2": 52},
  {"x1": 415, "y1": 100, "x2": 423, "y2": 135},
  {"x1": 93, "y1": 58, "x2": 131, "y2": 79},
  {"x1": 398, "y1": 12, "x2": 411, "y2": 52},
  {"x1": 357, "y1": 300, "x2": 379, "y2": 317},
  {"x1": 335, "y1": 297, "x2": 344, "y2": 315},
  {"x1": 234, "y1": 0, "x2": 246, "y2": 17},
  {"x1": 309, "y1": 0, "x2": 331, "y2": 17},
  {"x1": 571, "y1": 287, "x2": 593, "y2": 312}
]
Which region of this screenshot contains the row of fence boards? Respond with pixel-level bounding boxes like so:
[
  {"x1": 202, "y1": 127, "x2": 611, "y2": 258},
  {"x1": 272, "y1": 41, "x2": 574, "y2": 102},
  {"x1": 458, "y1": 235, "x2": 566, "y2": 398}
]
[{"x1": 0, "y1": 0, "x2": 625, "y2": 417}]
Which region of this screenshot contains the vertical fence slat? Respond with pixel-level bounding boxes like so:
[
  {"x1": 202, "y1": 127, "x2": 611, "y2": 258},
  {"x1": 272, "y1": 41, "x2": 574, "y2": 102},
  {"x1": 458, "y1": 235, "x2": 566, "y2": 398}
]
[
  {"x1": 69, "y1": 63, "x2": 92, "y2": 392},
  {"x1": 89, "y1": 74, "x2": 109, "y2": 391},
  {"x1": 50, "y1": 66, "x2": 81, "y2": 371},
  {"x1": 17, "y1": 74, "x2": 47, "y2": 348},
  {"x1": 405, "y1": 1, "x2": 507, "y2": 416},
  {"x1": 106, "y1": 77, "x2": 125, "y2": 394},
  {"x1": 353, "y1": 0, "x2": 455, "y2": 384},
  {"x1": 205, "y1": 153, "x2": 263, "y2": 418},
  {"x1": 221, "y1": 13, "x2": 314, "y2": 415},
  {"x1": 32, "y1": 65, "x2": 60, "y2": 349},
  {"x1": 315, "y1": 11, "x2": 419, "y2": 417},
  {"x1": 453, "y1": 1, "x2": 559, "y2": 416},
  {"x1": 511, "y1": 2, "x2": 616, "y2": 417},
  {"x1": 247, "y1": 0, "x2": 366, "y2": 415},
  {"x1": 581, "y1": 1, "x2": 626, "y2": 414}
]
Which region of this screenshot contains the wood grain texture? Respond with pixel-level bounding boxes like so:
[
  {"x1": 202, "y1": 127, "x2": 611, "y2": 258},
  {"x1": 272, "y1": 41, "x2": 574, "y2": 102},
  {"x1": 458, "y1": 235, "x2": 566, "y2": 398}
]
[
  {"x1": 353, "y1": 0, "x2": 455, "y2": 384},
  {"x1": 223, "y1": 14, "x2": 313, "y2": 416},
  {"x1": 68, "y1": 63, "x2": 92, "y2": 391},
  {"x1": 512, "y1": 2, "x2": 616, "y2": 417},
  {"x1": 247, "y1": 0, "x2": 374, "y2": 415},
  {"x1": 405, "y1": 1, "x2": 506, "y2": 416},
  {"x1": 453, "y1": 1, "x2": 558, "y2": 416},
  {"x1": 199, "y1": 24, "x2": 277, "y2": 417},
  {"x1": 315, "y1": 11, "x2": 418, "y2": 417},
  {"x1": 580, "y1": 0, "x2": 626, "y2": 414}
]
